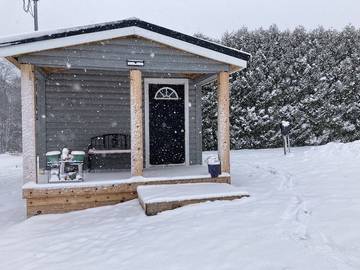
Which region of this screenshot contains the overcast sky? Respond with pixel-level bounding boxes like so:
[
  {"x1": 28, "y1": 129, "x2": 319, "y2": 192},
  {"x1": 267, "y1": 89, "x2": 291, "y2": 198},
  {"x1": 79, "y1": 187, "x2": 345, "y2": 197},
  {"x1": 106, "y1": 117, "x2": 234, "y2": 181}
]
[{"x1": 0, "y1": 0, "x2": 359, "y2": 39}]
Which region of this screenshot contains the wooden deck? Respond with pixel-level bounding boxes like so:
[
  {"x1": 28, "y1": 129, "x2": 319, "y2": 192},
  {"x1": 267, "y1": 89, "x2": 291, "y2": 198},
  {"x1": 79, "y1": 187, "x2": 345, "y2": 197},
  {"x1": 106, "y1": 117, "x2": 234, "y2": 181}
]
[
  {"x1": 23, "y1": 173, "x2": 231, "y2": 217},
  {"x1": 137, "y1": 183, "x2": 249, "y2": 216}
]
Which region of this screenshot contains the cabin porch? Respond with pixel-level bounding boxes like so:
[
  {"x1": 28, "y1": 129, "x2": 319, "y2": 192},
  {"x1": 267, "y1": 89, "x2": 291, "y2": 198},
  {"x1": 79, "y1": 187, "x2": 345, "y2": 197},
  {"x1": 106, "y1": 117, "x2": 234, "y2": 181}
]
[
  {"x1": 24, "y1": 164, "x2": 231, "y2": 217},
  {"x1": 2, "y1": 19, "x2": 252, "y2": 216},
  {"x1": 19, "y1": 60, "x2": 233, "y2": 216}
]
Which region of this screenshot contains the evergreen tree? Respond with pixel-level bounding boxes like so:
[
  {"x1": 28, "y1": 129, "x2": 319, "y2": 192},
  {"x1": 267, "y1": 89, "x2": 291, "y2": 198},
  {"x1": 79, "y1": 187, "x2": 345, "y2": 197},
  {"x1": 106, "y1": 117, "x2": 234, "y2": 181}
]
[{"x1": 202, "y1": 25, "x2": 360, "y2": 150}]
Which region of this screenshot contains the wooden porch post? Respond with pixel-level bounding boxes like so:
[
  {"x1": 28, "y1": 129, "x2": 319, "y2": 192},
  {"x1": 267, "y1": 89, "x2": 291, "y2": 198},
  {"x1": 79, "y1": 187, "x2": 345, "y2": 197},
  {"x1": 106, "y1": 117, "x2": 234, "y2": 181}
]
[
  {"x1": 130, "y1": 69, "x2": 143, "y2": 177},
  {"x1": 21, "y1": 64, "x2": 37, "y2": 183},
  {"x1": 217, "y1": 71, "x2": 230, "y2": 173}
]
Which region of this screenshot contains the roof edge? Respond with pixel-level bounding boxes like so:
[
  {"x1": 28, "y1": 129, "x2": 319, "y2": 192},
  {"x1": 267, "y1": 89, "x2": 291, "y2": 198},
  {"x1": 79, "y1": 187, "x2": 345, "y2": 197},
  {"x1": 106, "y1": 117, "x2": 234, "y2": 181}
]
[{"x1": 0, "y1": 18, "x2": 251, "y2": 63}]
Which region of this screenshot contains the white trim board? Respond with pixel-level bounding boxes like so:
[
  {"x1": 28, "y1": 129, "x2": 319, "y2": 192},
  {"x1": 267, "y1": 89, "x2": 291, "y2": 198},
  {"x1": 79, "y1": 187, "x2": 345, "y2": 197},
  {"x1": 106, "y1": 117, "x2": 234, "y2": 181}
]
[{"x1": 144, "y1": 78, "x2": 189, "y2": 168}]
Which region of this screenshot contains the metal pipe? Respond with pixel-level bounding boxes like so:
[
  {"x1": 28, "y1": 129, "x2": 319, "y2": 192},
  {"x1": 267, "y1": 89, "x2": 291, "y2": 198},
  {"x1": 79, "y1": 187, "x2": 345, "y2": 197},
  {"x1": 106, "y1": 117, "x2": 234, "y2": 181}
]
[
  {"x1": 287, "y1": 135, "x2": 291, "y2": 153},
  {"x1": 33, "y1": 0, "x2": 39, "y2": 31}
]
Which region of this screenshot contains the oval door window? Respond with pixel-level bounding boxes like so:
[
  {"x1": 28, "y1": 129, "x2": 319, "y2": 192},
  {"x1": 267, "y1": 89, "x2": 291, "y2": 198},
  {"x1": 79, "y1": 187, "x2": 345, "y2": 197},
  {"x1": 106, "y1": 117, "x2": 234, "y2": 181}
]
[{"x1": 154, "y1": 86, "x2": 179, "y2": 100}]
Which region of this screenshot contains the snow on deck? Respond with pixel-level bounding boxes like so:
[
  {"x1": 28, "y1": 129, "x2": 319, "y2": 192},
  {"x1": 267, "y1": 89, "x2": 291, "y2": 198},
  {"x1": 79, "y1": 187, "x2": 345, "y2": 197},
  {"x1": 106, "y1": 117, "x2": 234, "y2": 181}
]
[
  {"x1": 137, "y1": 183, "x2": 248, "y2": 204},
  {"x1": 25, "y1": 172, "x2": 230, "y2": 190},
  {"x1": 33, "y1": 164, "x2": 221, "y2": 189}
]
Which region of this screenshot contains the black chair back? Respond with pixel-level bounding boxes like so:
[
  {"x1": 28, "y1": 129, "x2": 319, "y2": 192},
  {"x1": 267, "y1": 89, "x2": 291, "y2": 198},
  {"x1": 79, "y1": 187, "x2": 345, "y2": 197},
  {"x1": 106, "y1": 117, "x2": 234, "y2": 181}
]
[
  {"x1": 89, "y1": 136, "x2": 105, "y2": 149},
  {"x1": 104, "y1": 134, "x2": 129, "y2": 149},
  {"x1": 89, "y1": 134, "x2": 129, "y2": 150}
]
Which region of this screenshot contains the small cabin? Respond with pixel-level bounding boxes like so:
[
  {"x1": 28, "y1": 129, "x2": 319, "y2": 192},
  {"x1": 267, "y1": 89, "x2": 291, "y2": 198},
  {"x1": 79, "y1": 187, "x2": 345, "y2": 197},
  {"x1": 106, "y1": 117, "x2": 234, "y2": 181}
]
[{"x1": 0, "y1": 18, "x2": 250, "y2": 216}]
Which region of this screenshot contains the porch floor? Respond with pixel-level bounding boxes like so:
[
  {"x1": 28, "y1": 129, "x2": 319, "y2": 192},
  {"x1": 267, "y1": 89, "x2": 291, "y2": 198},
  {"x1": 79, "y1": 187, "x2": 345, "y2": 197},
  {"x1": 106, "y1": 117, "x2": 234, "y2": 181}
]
[
  {"x1": 38, "y1": 165, "x2": 210, "y2": 184},
  {"x1": 87, "y1": 165, "x2": 209, "y2": 182}
]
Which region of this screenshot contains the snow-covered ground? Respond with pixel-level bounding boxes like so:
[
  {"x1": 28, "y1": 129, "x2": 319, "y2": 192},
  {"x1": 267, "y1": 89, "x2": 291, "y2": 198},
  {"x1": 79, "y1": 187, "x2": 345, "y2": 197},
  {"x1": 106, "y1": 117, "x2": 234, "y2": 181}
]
[
  {"x1": 1, "y1": 142, "x2": 360, "y2": 270},
  {"x1": 0, "y1": 154, "x2": 25, "y2": 229}
]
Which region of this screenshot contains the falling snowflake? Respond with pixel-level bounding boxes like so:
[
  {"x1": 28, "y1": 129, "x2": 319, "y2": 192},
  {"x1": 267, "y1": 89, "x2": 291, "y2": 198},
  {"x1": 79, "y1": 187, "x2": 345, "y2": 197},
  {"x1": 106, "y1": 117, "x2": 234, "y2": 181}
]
[{"x1": 73, "y1": 83, "x2": 81, "y2": 91}]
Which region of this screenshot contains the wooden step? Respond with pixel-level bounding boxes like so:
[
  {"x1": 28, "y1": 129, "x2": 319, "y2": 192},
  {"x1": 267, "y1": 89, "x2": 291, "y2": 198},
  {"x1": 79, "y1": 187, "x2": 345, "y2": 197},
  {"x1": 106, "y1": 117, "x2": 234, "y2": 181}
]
[{"x1": 137, "y1": 183, "x2": 249, "y2": 216}]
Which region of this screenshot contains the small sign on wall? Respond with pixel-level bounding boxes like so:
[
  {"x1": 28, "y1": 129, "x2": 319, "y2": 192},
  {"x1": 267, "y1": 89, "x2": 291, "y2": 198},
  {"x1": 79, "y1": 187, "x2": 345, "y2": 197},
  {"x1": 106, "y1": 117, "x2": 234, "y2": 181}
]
[{"x1": 127, "y1": 59, "x2": 145, "y2": 67}]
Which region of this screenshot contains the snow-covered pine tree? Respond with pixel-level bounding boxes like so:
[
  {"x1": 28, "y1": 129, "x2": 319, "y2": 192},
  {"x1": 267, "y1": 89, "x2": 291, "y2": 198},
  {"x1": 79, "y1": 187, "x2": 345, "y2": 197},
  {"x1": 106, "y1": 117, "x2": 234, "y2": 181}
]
[{"x1": 202, "y1": 25, "x2": 360, "y2": 150}]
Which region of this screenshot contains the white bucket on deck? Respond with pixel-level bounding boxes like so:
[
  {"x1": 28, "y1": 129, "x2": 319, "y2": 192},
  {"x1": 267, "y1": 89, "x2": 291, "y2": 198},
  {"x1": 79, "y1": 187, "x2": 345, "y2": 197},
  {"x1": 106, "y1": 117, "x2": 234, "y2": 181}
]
[{"x1": 207, "y1": 155, "x2": 220, "y2": 165}]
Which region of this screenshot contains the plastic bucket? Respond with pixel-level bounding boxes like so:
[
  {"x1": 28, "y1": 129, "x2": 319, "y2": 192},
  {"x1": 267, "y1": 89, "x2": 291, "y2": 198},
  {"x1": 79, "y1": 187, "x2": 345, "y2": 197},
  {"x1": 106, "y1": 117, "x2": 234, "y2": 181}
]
[
  {"x1": 46, "y1": 151, "x2": 60, "y2": 163},
  {"x1": 207, "y1": 156, "x2": 221, "y2": 178},
  {"x1": 71, "y1": 151, "x2": 85, "y2": 162}
]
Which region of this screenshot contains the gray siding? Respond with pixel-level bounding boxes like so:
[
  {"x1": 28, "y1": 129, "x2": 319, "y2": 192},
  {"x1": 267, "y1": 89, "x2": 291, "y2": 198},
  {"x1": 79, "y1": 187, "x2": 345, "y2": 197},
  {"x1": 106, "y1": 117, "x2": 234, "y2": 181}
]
[
  {"x1": 189, "y1": 79, "x2": 201, "y2": 165},
  {"x1": 35, "y1": 71, "x2": 46, "y2": 168},
  {"x1": 38, "y1": 69, "x2": 202, "y2": 169},
  {"x1": 194, "y1": 83, "x2": 203, "y2": 164},
  {"x1": 18, "y1": 37, "x2": 229, "y2": 73},
  {"x1": 45, "y1": 70, "x2": 130, "y2": 153}
]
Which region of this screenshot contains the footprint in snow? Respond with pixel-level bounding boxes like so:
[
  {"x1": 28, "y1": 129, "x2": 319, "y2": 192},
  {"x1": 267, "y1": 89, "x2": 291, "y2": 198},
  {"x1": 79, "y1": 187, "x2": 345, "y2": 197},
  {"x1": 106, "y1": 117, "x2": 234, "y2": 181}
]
[
  {"x1": 278, "y1": 173, "x2": 294, "y2": 191},
  {"x1": 280, "y1": 196, "x2": 312, "y2": 241}
]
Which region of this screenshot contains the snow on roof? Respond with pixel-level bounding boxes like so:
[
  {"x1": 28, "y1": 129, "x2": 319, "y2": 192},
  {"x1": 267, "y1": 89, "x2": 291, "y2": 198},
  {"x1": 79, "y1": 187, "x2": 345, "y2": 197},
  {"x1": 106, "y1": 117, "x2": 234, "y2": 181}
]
[{"x1": 0, "y1": 18, "x2": 250, "y2": 70}]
